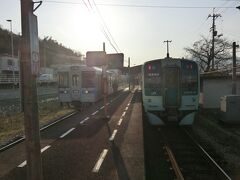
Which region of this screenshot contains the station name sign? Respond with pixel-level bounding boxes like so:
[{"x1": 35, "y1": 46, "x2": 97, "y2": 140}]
[
  {"x1": 29, "y1": 13, "x2": 40, "y2": 75},
  {"x1": 86, "y1": 51, "x2": 106, "y2": 66},
  {"x1": 107, "y1": 53, "x2": 124, "y2": 69},
  {"x1": 86, "y1": 51, "x2": 124, "y2": 70}
]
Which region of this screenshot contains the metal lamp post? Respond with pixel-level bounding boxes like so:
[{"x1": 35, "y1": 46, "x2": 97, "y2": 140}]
[
  {"x1": 6, "y1": 19, "x2": 14, "y2": 57},
  {"x1": 6, "y1": 19, "x2": 16, "y2": 87}
]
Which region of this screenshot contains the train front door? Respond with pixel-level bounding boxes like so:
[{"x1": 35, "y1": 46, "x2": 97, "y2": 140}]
[
  {"x1": 71, "y1": 74, "x2": 81, "y2": 101},
  {"x1": 163, "y1": 67, "x2": 180, "y2": 107}
]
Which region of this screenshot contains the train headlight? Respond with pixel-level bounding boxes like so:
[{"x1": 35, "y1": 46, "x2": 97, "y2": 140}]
[
  {"x1": 85, "y1": 90, "x2": 89, "y2": 94},
  {"x1": 60, "y1": 90, "x2": 68, "y2": 94}
]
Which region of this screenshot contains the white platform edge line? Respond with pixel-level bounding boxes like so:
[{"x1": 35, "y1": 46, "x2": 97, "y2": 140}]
[
  {"x1": 118, "y1": 118, "x2": 123, "y2": 126},
  {"x1": 92, "y1": 149, "x2": 108, "y2": 173},
  {"x1": 41, "y1": 145, "x2": 51, "y2": 153},
  {"x1": 109, "y1": 130, "x2": 118, "y2": 141},
  {"x1": 18, "y1": 161, "x2": 27, "y2": 168},
  {"x1": 92, "y1": 110, "x2": 99, "y2": 116},
  {"x1": 60, "y1": 128, "x2": 75, "y2": 138},
  {"x1": 18, "y1": 145, "x2": 51, "y2": 168}
]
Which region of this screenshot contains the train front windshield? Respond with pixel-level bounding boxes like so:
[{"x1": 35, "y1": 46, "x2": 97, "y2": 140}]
[
  {"x1": 144, "y1": 61, "x2": 161, "y2": 96},
  {"x1": 181, "y1": 61, "x2": 198, "y2": 95},
  {"x1": 82, "y1": 71, "x2": 96, "y2": 88}
]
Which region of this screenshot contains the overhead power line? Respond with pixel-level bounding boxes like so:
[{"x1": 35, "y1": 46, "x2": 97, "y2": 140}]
[
  {"x1": 44, "y1": 1, "x2": 238, "y2": 9},
  {"x1": 81, "y1": 0, "x2": 120, "y2": 53},
  {"x1": 91, "y1": 0, "x2": 121, "y2": 52},
  {"x1": 81, "y1": 0, "x2": 90, "y2": 11}
]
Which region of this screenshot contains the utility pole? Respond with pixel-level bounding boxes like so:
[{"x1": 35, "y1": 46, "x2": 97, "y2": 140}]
[
  {"x1": 163, "y1": 40, "x2": 172, "y2": 58},
  {"x1": 43, "y1": 40, "x2": 46, "y2": 67},
  {"x1": 232, "y1": 42, "x2": 239, "y2": 95},
  {"x1": 128, "y1": 57, "x2": 130, "y2": 91},
  {"x1": 102, "y1": 42, "x2": 108, "y2": 117},
  {"x1": 20, "y1": 0, "x2": 43, "y2": 180},
  {"x1": 208, "y1": 10, "x2": 221, "y2": 70}
]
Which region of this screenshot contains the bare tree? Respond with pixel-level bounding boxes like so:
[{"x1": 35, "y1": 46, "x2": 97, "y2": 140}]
[{"x1": 185, "y1": 36, "x2": 232, "y2": 72}]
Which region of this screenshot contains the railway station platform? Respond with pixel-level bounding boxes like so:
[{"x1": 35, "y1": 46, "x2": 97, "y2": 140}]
[{"x1": 117, "y1": 89, "x2": 145, "y2": 180}]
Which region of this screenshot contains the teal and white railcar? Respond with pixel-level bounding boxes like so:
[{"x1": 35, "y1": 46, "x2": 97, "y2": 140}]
[{"x1": 142, "y1": 58, "x2": 199, "y2": 125}]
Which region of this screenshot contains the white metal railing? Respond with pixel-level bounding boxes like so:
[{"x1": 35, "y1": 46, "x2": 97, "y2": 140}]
[
  {"x1": 0, "y1": 74, "x2": 20, "y2": 84},
  {"x1": 0, "y1": 74, "x2": 57, "y2": 84}
]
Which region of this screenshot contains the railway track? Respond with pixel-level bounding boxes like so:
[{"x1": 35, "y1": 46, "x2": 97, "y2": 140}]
[
  {"x1": 0, "y1": 93, "x2": 58, "y2": 113},
  {"x1": 219, "y1": 124, "x2": 240, "y2": 138},
  {"x1": 159, "y1": 127, "x2": 231, "y2": 180},
  {"x1": 0, "y1": 90, "x2": 127, "y2": 153},
  {"x1": 0, "y1": 111, "x2": 77, "y2": 152}
]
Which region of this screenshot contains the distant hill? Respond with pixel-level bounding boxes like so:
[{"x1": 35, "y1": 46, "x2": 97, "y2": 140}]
[
  {"x1": 0, "y1": 26, "x2": 18, "y2": 55},
  {"x1": 0, "y1": 26, "x2": 83, "y2": 67}
]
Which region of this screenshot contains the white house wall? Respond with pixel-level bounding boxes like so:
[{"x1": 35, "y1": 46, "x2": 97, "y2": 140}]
[{"x1": 200, "y1": 79, "x2": 240, "y2": 109}]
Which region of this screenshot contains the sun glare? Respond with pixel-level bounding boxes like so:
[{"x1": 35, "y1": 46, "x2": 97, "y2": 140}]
[{"x1": 50, "y1": 5, "x2": 106, "y2": 53}]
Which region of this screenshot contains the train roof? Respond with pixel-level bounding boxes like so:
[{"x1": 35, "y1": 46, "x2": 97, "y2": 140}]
[
  {"x1": 143, "y1": 58, "x2": 197, "y2": 65},
  {"x1": 106, "y1": 69, "x2": 122, "y2": 75},
  {"x1": 56, "y1": 64, "x2": 102, "y2": 72},
  {"x1": 56, "y1": 64, "x2": 125, "y2": 76}
]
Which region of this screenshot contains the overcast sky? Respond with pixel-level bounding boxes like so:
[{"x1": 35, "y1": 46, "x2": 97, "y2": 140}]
[{"x1": 0, "y1": 0, "x2": 240, "y2": 66}]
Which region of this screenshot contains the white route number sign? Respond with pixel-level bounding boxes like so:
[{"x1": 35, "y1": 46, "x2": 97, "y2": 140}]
[{"x1": 29, "y1": 13, "x2": 40, "y2": 75}]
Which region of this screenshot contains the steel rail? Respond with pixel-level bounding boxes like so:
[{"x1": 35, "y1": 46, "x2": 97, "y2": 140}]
[
  {"x1": 164, "y1": 145, "x2": 184, "y2": 180},
  {"x1": 159, "y1": 128, "x2": 185, "y2": 180},
  {"x1": 0, "y1": 111, "x2": 77, "y2": 152},
  {"x1": 183, "y1": 128, "x2": 232, "y2": 180}
]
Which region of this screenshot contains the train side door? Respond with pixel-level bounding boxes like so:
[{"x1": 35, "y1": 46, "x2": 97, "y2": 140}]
[{"x1": 163, "y1": 67, "x2": 180, "y2": 107}]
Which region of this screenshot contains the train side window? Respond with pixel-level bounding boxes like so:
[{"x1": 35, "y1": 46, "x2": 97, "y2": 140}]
[
  {"x1": 109, "y1": 76, "x2": 112, "y2": 87},
  {"x1": 58, "y1": 72, "x2": 69, "y2": 88},
  {"x1": 72, "y1": 74, "x2": 79, "y2": 87},
  {"x1": 181, "y1": 61, "x2": 198, "y2": 95},
  {"x1": 7, "y1": 59, "x2": 14, "y2": 66},
  {"x1": 144, "y1": 62, "x2": 162, "y2": 96}
]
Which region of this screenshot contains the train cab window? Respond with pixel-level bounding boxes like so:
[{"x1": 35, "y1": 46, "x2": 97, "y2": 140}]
[
  {"x1": 58, "y1": 72, "x2": 69, "y2": 88},
  {"x1": 144, "y1": 62, "x2": 161, "y2": 96},
  {"x1": 72, "y1": 74, "x2": 79, "y2": 87},
  {"x1": 181, "y1": 61, "x2": 198, "y2": 95},
  {"x1": 82, "y1": 71, "x2": 95, "y2": 88},
  {"x1": 7, "y1": 59, "x2": 14, "y2": 66},
  {"x1": 109, "y1": 76, "x2": 112, "y2": 87}
]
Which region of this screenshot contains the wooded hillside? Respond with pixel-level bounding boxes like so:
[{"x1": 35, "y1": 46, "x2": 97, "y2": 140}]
[{"x1": 0, "y1": 26, "x2": 83, "y2": 67}]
